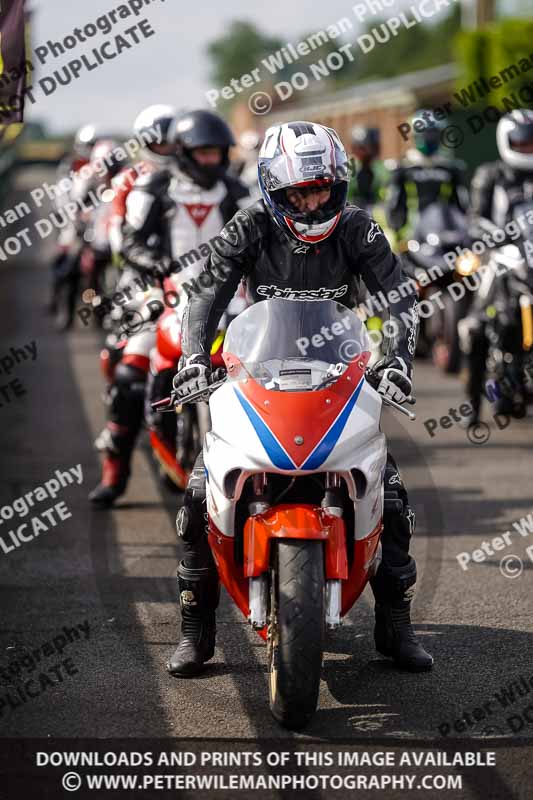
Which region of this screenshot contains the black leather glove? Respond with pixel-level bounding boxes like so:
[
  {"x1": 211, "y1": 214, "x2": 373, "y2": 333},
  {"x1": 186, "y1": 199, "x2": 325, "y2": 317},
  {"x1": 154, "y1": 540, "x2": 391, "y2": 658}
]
[
  {"x1": 172, "y1": 354, "x2": 212, "y2": 400},
  {"x1": 374, "y1": 355, "x2": 412, "y2": 404}
]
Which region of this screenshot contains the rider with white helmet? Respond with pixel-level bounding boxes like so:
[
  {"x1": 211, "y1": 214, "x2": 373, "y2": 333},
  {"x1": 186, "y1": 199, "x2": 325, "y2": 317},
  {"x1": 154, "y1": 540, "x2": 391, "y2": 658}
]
[
  {"x1": 89, "y1": 108, "x2": 249, "y2": 507},
  {"x1": 461, "y1": 109, "x2": 533, "y2": 423},
  {"x1": 168, "y1": 120, "x2": 433, "y2": 679}
]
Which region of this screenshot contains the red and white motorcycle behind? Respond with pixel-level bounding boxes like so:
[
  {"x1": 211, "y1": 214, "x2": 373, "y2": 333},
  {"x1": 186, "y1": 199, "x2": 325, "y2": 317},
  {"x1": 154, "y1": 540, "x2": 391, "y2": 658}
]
[{"x1": 177, "y1": 298, "x2": 416, "y2": 729}]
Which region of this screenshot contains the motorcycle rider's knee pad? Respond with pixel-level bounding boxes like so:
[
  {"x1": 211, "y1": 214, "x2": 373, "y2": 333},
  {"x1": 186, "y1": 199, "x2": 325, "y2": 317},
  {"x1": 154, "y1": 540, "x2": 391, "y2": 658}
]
[
  {"x1": 384, "y1": 495, "x2": 416, "y2": 532},
  {"x1": 176, "y1": 469, "x2": 207, "y2": 544},
  {"x1": 384, "y1": 490, "x2": 403, "y2": 514},
  {"x1": 108, "y1": 362, "x2": 147, "y2": 418}
]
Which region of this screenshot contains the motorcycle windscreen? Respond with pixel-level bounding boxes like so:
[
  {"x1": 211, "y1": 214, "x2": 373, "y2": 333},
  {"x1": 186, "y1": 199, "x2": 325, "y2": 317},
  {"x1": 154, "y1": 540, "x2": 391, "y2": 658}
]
[{"x1": 223, "y1": 298, "x2": 370, "y2": 390}]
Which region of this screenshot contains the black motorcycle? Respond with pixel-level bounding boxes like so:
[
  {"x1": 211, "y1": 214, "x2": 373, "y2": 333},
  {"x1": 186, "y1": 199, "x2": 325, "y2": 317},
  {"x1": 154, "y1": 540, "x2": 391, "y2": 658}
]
[{"x1": 402, "y1": 202, "x2": 472, "y2": 373}]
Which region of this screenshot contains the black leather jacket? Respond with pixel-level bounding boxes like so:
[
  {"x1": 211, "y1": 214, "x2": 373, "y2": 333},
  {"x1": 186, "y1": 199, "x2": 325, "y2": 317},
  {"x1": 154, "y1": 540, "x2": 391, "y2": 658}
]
[
  {"x1": 386, "y1": 156, "x2": 468, "y2": 232},
  {"x1": 181, "y1": 200, "x2": 419, "y2": 365},
  {"x1": 468, "y1": 161, "x2": 533, "y2": 319},
  {"x1": 470, "y1": 160, "x2": 533, "y2": 230}
]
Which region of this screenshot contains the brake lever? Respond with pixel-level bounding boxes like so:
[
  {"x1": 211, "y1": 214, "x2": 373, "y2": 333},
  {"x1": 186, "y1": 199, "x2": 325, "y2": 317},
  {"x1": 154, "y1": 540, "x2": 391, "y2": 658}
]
[
  {"x1": 382, "y1": 395, "x2": 417, "y2": 420},
  {"x1": 151, "y1": 391, "x2": 178, "y2": 413},
  {"x1": 365, "y1": 368, "x2": 417, "y2": 419},
  {"x1": 177, "y1": 379, "x2": 227, "y2": 406}
]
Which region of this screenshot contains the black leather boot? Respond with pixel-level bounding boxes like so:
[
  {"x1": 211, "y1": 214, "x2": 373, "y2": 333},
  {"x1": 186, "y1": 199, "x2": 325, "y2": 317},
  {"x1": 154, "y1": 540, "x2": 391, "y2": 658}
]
[
  {"x1": 371, "y1": 559, "x2": 433, "y2": 672},
  {"x1": 167, "y1": 563, "x2": 220, "y2": 678}
]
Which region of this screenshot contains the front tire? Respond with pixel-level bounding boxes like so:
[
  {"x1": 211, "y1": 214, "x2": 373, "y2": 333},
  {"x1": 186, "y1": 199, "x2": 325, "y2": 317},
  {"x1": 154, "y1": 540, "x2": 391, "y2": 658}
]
[{"x1": 268, "y1": 539, "x2": 324, "y2": 730}]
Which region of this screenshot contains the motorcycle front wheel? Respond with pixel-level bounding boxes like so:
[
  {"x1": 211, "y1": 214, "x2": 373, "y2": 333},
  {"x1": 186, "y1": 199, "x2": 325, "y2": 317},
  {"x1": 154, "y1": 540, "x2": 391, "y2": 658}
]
[{"x1": 268, "y1": 539, "x2": 324, "y2": 730}]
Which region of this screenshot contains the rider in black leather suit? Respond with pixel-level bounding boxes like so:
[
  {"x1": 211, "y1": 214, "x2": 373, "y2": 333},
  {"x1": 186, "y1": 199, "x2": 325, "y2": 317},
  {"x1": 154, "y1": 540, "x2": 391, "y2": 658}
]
[
  {"x1": 460, "y1": 109, "x2": 533, "y2": 423},
  {"x1": 167, "y1": 121, "x2": 434, "y2": 679}
]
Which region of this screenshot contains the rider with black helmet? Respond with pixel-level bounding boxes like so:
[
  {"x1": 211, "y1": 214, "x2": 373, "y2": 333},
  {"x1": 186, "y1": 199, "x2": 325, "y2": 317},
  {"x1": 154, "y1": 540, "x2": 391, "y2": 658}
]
[
  {"x1": 385, "y1": 109, "x2": 468, "y2": 236},
  {"x1": 348, "y1": 126, "x2": 388, "y2": 210},
  {"x1": 89, "y1": 109, "x2": 249, "y2": 506}
]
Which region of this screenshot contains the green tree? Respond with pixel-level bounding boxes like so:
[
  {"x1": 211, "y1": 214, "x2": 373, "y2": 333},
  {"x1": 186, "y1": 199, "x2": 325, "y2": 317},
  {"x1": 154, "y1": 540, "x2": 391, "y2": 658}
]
[
  {"x1": 206, "y1": 10, "x2": 463, "y2": 109},
  {"x1": 338, "y1": 5, "x2": 461, "y2": 86},
  {"x1": 455, "y1": 18, "x2": 533, "y2": 106},
  {"x1": 207, "y1": 20, "x2": 282, "y2": 88}
]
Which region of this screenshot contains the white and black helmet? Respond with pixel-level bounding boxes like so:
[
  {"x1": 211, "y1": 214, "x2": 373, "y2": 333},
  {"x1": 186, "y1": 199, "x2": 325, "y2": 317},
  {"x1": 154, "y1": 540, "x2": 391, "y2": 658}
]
[
  {"x1": 496, "y1": 109, "x2": 533, "y2": 172},
  {"x1": 258, "y1": 121, "x2": 349, "y2": 243},
  {"x1": 133, "y1": 104, "x2": 177, "y2": 166}
]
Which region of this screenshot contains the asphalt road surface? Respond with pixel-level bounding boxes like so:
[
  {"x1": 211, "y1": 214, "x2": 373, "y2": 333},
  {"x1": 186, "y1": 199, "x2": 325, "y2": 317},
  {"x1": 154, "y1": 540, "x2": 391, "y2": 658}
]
[{"x1": 1, "y1": 167, "x2": 532, "y2": 800}]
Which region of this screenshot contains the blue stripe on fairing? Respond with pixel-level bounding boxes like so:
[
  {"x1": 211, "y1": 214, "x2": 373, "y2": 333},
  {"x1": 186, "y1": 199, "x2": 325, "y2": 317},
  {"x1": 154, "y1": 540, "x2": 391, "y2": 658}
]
[
  {"x1": 301, "y1": 378, "x2": 364, "y2": 470},
  {"x1": 234, "y1": 388, "x2": 296, "y2": 470}
]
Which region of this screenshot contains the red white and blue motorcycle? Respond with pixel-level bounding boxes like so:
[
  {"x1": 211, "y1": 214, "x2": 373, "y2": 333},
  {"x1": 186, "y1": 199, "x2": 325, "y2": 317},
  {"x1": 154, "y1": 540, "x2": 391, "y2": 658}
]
[{"x1": 169, "y1": 298, "x2": 415, "y2": 728}]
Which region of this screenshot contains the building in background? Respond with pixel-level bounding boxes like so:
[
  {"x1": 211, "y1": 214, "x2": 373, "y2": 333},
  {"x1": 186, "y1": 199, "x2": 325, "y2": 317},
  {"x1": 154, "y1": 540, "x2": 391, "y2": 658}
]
[{"x1": 230, "y1": 64, "x2": 459, "y2": 162}]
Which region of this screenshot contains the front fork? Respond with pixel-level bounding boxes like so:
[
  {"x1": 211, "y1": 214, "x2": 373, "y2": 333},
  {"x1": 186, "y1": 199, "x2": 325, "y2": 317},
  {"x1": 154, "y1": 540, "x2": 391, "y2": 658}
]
[{"x1": 246, "y1": 472, "x2": 346, "y2": 632}]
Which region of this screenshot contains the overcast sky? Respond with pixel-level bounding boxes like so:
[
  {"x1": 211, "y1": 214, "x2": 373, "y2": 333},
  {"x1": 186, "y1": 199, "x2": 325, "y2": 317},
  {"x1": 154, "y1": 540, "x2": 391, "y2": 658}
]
[{"x1": 26, "y1": 0, "x2": 524, "y2": 135}]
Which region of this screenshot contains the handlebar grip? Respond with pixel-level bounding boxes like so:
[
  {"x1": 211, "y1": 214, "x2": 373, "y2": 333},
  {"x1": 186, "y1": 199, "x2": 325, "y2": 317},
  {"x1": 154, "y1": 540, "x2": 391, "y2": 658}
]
[
  {"x1": 364, "y1": 367, "x2": 381, "y2": 390},
  {"x1": 210, "y1": 367, "x2": 227, "y2": 384},
  {"x1": 365, "y1": 367, "x2": 417, "y2": 404}
]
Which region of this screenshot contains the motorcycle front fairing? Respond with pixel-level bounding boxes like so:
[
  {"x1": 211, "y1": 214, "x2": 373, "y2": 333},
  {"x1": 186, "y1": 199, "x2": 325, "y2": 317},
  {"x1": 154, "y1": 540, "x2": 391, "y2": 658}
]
[
  {"x1": 205, "y1": 372, "x2": 386, "y2": 542},
  {"x1": 204, "y1": 299, "x2": 387, "y2": 629},
  {"x1": 204, "y1": 298, "x2": 387, "y2": 543}
]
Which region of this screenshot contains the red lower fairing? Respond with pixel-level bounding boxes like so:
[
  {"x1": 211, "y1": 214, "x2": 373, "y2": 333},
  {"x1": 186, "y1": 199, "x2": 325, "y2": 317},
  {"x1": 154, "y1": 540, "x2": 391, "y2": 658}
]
[
  {"x1": 149, "y1": 430, "x2": 189, "y2": 489},
  {"x1": 208, "y1": 521, "x2": 258, "y2": 634},
  {"x1": 341, "y1": 519, "x2": 382, "y2": 614},
  {"x1": 208, "y1": 512, "x2": 383, "y2": 641}
]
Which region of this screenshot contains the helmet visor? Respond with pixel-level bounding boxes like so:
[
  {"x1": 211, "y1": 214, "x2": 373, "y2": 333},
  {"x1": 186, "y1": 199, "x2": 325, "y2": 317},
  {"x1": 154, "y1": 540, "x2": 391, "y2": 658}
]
[
  {"x1": 260, "y1": 148, "x2": 349, "y2": 192},
  {"x1": 510, "y1": 123, "x2": 533, "y2": 153},
  {"x1": 271, "y1": 180, "x2": 347, "y2": 224}
]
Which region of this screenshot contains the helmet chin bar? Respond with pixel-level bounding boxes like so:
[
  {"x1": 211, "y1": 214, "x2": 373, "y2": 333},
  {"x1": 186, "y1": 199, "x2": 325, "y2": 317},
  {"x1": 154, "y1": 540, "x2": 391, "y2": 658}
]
[
  {"x1": 285, "y1": 213, "x2": 341, "y2": 243},
  {"x1": 178, "y1": 148, "x2": 229, "y2": 188},
  {"x1": 497, "y1": 113, "x2": 533, "y2": 172}
]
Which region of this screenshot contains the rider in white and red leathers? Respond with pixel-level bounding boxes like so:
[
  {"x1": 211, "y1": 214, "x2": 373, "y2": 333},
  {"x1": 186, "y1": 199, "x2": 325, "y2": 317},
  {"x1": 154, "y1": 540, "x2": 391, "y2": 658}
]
[
  {"x1": 89, "y1": 109, "x2": 249, "y2": 506},
  {"x1": 51, "y1": 137, "x2": 122, "y2": 329},
  {"x1": 49, "y1": 124, "x2": 98, "y2": 321},
  {"x1": 167, "y1": 121, "x2": 433, "y2": 679}
]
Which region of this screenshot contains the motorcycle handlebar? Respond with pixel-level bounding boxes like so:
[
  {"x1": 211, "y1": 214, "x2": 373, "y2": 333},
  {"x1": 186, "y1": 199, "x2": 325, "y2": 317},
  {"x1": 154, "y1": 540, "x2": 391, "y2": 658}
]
[
  {"x1": 163, "y1": 366, "x2": 416, "y2": 419},
  {"x1": 365, "y1": 366, "x2": 416, "y2": 418}
]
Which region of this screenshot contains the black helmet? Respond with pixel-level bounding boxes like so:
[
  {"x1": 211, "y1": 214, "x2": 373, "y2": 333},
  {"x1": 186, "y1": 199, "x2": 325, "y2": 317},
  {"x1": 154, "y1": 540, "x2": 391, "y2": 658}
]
[
  {"x1": 410, "y1": 110, "x2": 445, "y2": 156},
  {"x1": 172, "y1": 109, "x2": 235, "y2": 189},
  {"x1": 351, "y1": 126, "x2": 380, "y2": 156}
]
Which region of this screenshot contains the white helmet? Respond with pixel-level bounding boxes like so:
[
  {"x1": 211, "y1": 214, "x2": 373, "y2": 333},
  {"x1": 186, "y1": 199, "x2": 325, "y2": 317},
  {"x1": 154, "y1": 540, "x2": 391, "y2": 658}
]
[
  {"x1": 133, "y1": 104, "x2": 176, "y2": 166},
  {"x1": 258, "y1": 121, "x2": 349, "y2": 243},
  {"x1": 239, "y1": 129, "x2": 261, "y2": 152},
  {"x1": 74, "y1": 123, "x2": 98, "y2": 157},
  {"x1": 496, "y1": 109, "x2": 533, "y2": 172}
]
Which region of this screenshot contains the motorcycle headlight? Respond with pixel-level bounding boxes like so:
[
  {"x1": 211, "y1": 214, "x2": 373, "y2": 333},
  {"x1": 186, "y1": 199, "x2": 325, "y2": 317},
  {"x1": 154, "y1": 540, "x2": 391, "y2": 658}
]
[{"x1": 455, "y1": 251, "x2": 481, "y2": 277}]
